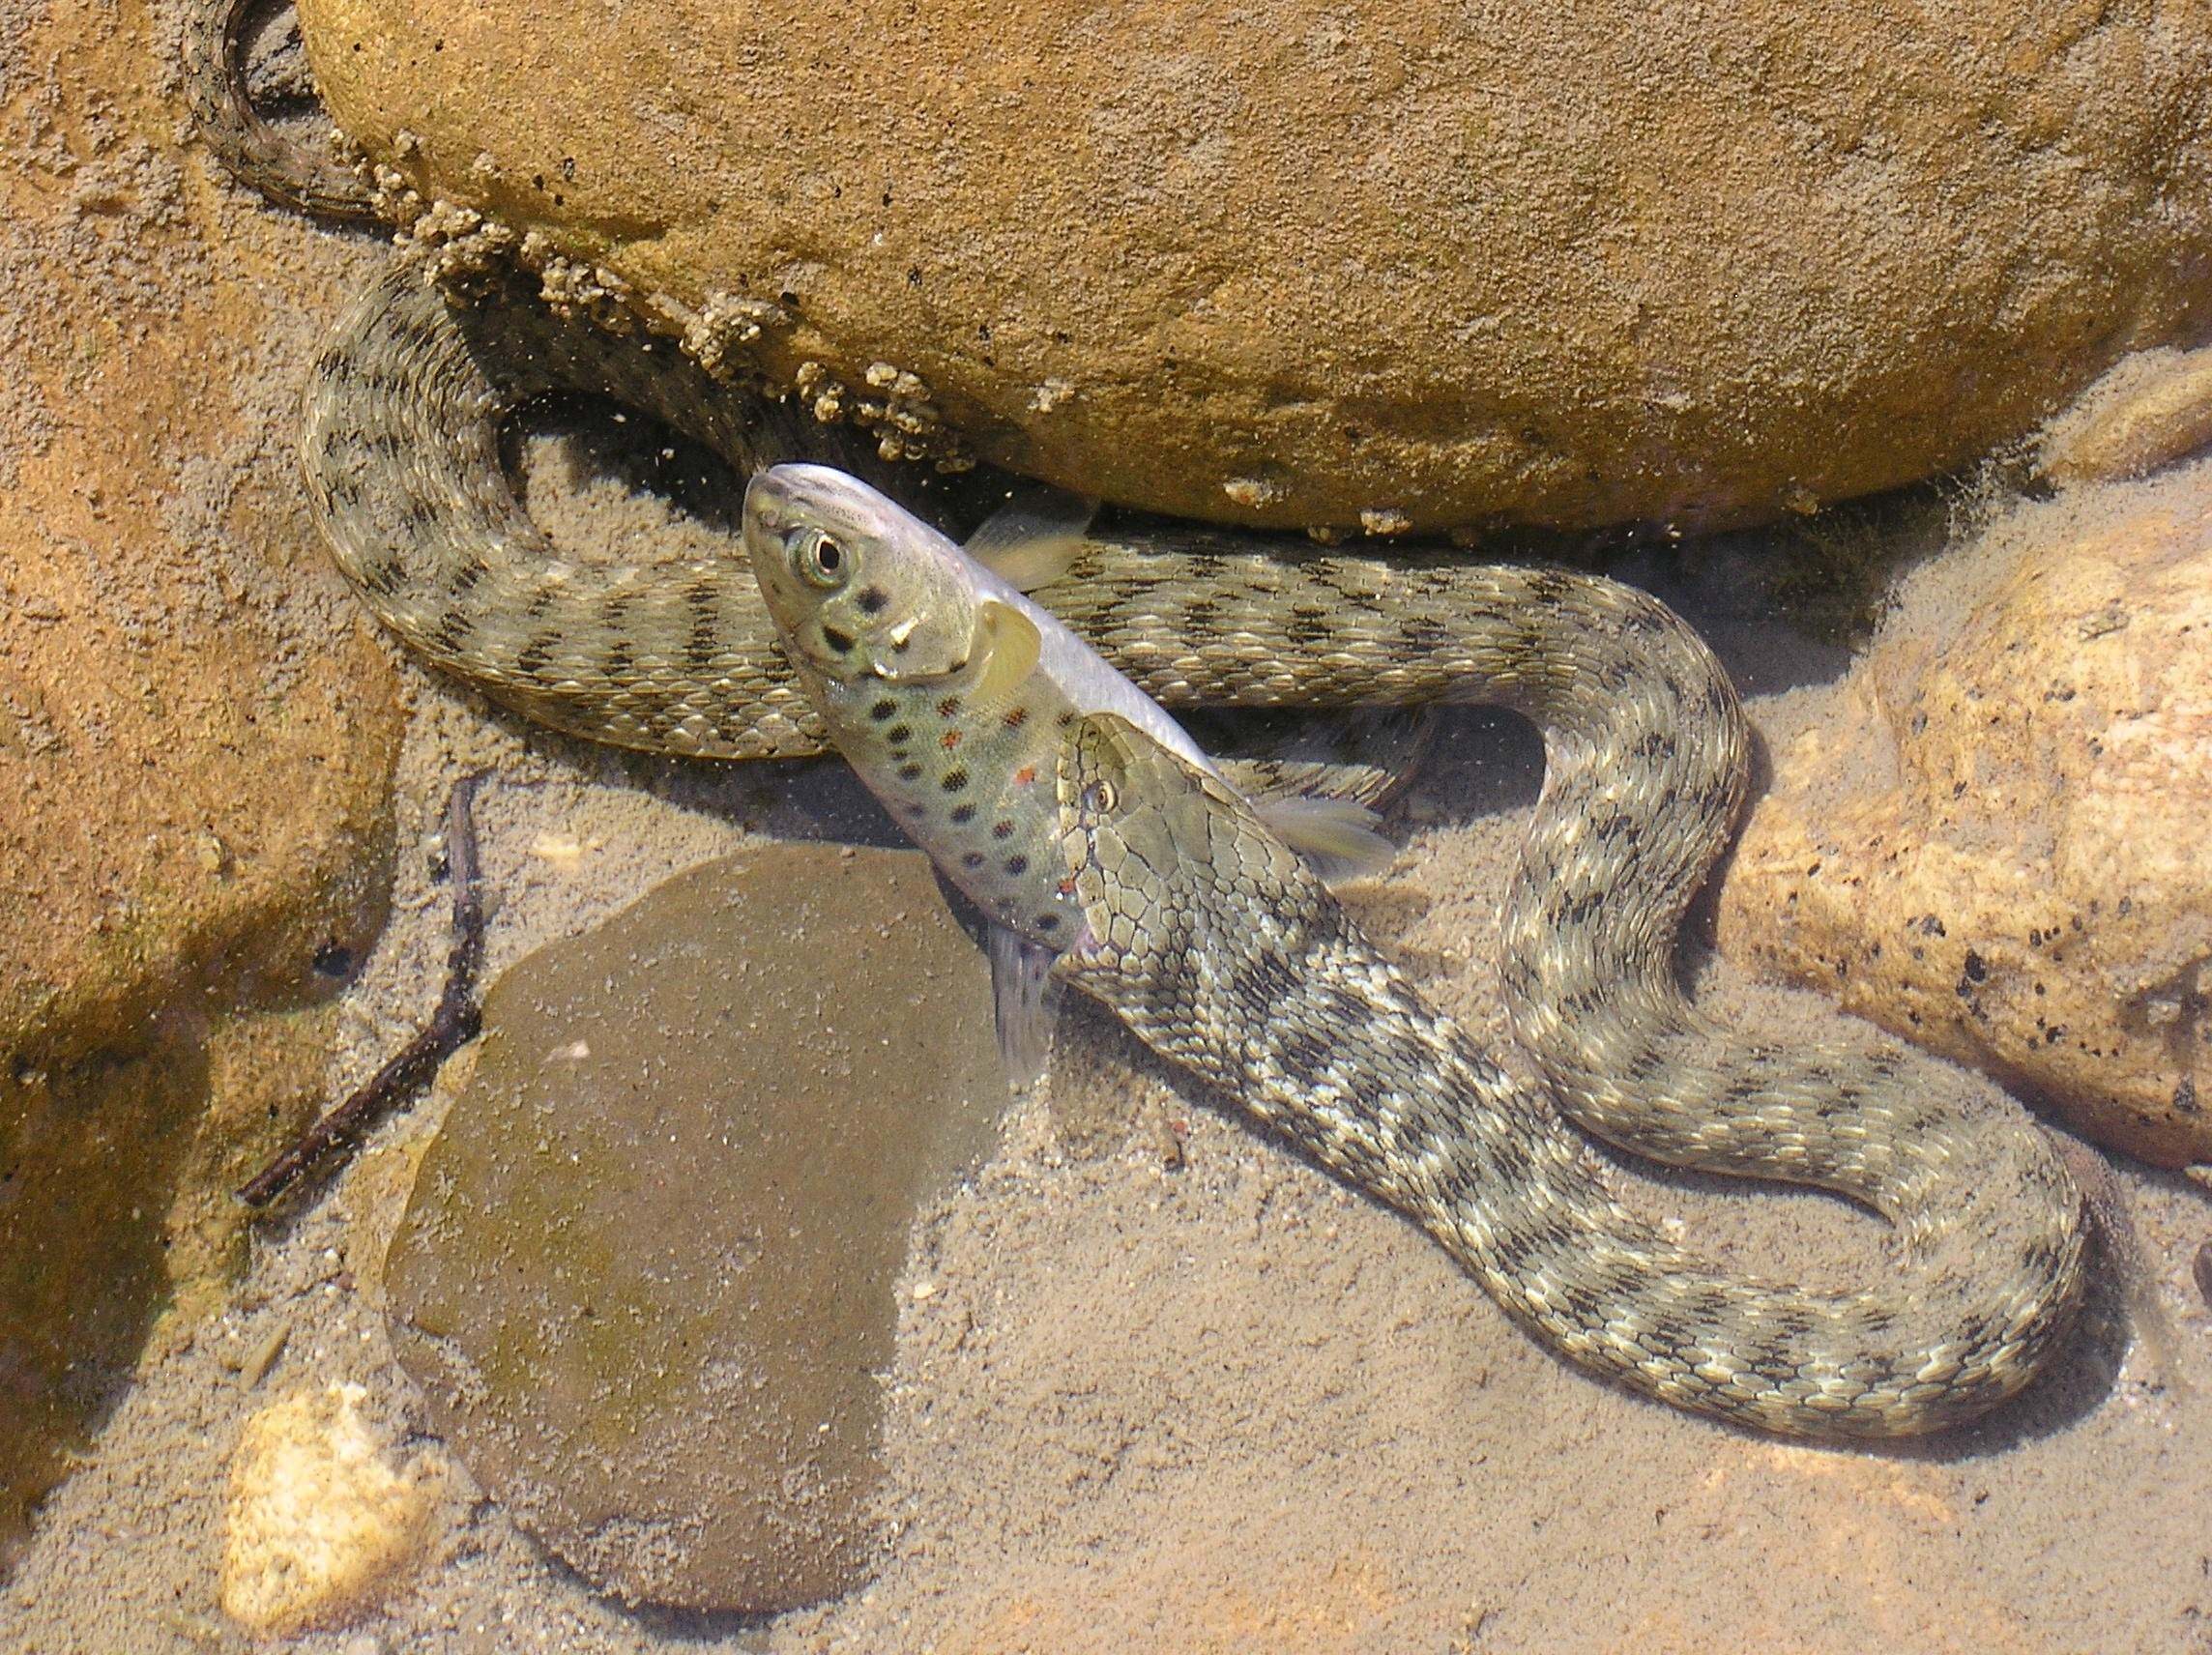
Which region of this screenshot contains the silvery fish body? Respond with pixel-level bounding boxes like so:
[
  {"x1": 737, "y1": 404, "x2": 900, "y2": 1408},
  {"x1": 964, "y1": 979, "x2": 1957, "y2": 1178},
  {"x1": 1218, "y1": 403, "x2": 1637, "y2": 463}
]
[{"x1": 743, "y1": 462, "x2": 1225, "y2": 955}]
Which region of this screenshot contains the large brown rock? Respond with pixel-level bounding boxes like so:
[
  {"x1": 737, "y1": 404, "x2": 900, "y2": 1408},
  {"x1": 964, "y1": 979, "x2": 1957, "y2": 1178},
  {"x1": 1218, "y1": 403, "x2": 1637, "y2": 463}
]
[
  {"x1": 0, "y1": 0, "x2": 403, "y2": 1572},
  {"x1": 297, "y1": 0, "x2": 2212, "y2": 534},
  {"x1": 385, "y1": 845, "x2": 1008, "y2": 1612},
  {"x1": 1717, "y1": 461, "x2": 2212, "y2": 1169}
]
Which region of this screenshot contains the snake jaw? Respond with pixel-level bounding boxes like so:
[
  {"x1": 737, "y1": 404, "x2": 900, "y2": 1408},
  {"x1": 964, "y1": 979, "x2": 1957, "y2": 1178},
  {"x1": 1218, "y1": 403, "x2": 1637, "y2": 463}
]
[{"x1": 1056, "y1": 920, "x2": 1113, "y2": 975}]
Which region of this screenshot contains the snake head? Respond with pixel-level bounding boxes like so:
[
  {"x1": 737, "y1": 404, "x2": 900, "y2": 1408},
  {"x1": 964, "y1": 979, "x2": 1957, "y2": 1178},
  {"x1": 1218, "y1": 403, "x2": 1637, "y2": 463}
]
[{"x1": 1055, "y1": 711, "x2": 1313, "y2": 983}]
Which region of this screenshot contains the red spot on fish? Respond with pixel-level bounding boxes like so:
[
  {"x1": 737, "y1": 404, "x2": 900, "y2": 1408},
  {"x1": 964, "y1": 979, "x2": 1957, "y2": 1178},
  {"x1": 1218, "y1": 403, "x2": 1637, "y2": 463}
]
[
  {"x1": 1013, "y1": 765, "x2": 1037, "y2": 786},
  {"x1": 941, "y1": 729, "x2": 963, "y2": 749},
  {"x1": 1003, "y1": 706, "x2": 1030, "y2": 728},
  {"x1": 1058, "y1": 876, "x2": 1078, "y2": 896}
]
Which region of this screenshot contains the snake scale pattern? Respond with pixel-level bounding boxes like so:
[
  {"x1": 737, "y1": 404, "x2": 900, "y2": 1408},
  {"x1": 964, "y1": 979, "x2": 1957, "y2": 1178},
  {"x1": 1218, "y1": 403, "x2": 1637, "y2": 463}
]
[
  {"x1": 294, "y1": 265, "x2": 2089, "y2": 1436},
  {"x1": 1057, "y1": 715, "x2": 2085, "y2": 1437},
  {"x1": 185, "y1": 0, "x2": 379, "y2": 221}
]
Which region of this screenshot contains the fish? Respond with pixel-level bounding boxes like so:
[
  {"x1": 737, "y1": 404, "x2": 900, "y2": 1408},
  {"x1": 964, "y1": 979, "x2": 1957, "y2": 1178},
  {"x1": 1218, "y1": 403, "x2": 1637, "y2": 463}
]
[{"x1": 742, "y1": 461, "x2": 1391, "y2": 1081}]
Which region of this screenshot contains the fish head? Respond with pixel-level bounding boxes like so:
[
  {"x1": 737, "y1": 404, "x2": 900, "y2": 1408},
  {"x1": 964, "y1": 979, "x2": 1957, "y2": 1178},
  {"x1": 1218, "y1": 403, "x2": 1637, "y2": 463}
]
[{"x1": 743, "y1": 462, "x2": 982, "y2": 682}]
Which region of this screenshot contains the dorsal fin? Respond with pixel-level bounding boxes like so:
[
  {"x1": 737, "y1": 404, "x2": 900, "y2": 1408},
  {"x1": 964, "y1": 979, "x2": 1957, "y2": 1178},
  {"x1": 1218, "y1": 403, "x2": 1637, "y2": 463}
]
[{"x1": 963, "y1": 483, "x2": 1099, "y2": 591}]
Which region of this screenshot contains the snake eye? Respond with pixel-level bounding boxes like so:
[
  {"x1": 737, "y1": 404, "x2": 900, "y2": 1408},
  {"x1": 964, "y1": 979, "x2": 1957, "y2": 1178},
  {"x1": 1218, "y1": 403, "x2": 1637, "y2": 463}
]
[
  {"x1": 1083, "y1": 779, "x2": 1119, "y2": 814},
  {"x1": 796, "y1": 529, "x2": 849, "y2": 589}
]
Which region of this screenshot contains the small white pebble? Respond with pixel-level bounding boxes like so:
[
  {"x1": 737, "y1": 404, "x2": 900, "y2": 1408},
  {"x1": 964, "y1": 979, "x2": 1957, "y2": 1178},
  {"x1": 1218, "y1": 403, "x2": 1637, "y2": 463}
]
[
  {"x1": 221, "y1": 1384, "x2": 446, "y2": 1637},
  {"x1": 529, "y1": 831, "x2": 585, "y2": 869}
]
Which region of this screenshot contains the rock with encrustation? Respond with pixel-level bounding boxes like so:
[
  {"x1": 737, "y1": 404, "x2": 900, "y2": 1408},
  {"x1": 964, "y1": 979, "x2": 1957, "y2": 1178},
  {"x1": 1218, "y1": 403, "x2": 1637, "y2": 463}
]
[{"x1": 295, "y1": 0, "x2": 2212, "y2": 534}]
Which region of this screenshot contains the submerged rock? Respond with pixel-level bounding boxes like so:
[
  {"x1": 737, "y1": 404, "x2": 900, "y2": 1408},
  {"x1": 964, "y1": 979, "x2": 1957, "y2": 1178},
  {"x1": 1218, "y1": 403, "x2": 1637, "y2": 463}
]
[
  {"x1": 1718, "y1": 462, "x2": 2212, "y2": 1170},
  {"x1": 298, "y1": 0, "x2": 2212, "y2": 534},
  {"x1": 2037, "y1": 343, "x2": 2212, "y2": 487},
  {"x1": 385, "y1": 843, "x2": 1007, "y2": 1612}
]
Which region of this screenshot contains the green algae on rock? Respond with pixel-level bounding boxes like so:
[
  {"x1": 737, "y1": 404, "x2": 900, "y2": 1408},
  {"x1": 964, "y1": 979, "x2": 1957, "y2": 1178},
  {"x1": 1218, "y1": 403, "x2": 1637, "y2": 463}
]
[
  {"x1": 296, "y1": 0, "x2": 2212, "y2": 534},
  {"x1": 384, "y1": 843, "x2": 1008, "y2": 1613}
]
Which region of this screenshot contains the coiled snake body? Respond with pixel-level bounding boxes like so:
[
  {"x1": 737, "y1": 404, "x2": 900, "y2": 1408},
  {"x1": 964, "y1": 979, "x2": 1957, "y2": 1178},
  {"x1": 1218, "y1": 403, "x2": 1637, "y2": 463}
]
[{"x1": 296, "y1": 266, "x2": 2090, "y2": 1437}]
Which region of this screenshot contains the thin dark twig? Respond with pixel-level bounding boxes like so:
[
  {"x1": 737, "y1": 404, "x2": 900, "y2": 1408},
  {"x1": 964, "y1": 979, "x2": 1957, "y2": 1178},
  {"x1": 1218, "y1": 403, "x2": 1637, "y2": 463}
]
[{"x1": 239, "y1": 770, "x2": 491, "y2": 1208}]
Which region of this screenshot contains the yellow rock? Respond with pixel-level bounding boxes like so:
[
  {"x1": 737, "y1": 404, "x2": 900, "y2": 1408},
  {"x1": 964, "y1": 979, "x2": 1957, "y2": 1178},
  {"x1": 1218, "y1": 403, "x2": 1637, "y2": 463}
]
[
  {"x1": 2038, "y1": 342, "x2": 2212, "y2": 485},
  {"x1": 0, "y1": 0, "x2": 401, "y2": 1566},
  {"x1": 1718, "y1": 463, "x2": 2212, "y2": 1167},
  {"x1": 220, "y1": 1383, "x2": 445, "y2": 1637},
  {"x1": 295, "y1": 0, "x2": 2212, "y2": 534}
]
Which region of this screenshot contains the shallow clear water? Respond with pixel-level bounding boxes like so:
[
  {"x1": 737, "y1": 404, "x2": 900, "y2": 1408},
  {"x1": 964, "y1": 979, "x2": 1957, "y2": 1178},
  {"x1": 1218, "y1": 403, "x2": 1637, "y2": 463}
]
[{"x1": 7, "y1": 2, "x2": 2212, "y2": 1650}]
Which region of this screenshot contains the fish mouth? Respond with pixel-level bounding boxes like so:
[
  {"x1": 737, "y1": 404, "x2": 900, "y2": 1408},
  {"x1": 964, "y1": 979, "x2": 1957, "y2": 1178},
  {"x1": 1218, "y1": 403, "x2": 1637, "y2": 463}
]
[{"x1": 741, "y1": 464, "x2": 819, "y2": 540}]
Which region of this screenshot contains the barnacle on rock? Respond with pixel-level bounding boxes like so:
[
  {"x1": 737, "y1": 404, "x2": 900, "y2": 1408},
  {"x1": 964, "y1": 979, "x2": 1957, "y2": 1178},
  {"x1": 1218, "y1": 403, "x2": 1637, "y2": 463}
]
[
  {"x1": 1222, "y1": 476, "x2": 1286, "y2": 509},
  {"x1": 391, "y1": 196, "x2": 518, "y2": 286},
  {"x1": 682, "y1": 292, "x2": 791, "y2": 382}
]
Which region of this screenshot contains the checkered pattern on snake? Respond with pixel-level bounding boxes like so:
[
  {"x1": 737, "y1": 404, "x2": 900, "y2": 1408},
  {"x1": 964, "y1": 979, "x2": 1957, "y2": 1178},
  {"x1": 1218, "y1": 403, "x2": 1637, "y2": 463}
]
[
  {"x1": 184, "y1": 0, "x2": 377, "y2": 220},
  {"x1": 304, "y1": 265, "x2": 2088, "y2": 1437},
  {"x1": 1056, "y1": 715, "x2": 2085, "y2": 1437}
]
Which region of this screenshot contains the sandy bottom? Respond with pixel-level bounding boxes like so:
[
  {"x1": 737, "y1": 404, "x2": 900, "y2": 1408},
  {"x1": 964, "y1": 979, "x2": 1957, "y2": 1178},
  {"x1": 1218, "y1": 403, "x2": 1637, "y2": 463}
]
[{"x1": 12, "y1": 507, "x2": 2212, "y2": 1654}]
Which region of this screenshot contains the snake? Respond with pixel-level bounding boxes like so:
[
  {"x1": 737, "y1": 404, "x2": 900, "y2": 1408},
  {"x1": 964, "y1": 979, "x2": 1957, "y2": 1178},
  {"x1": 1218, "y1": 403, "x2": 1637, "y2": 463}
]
[
  {"x1": 184, "y1": 0, "x2": 380, "y2": 221},
  {"x1": 291, "y1": 262, "x2": 2089, "y2": 1437},
  {"x1": 1056, "y1": 713, "x2": 2086, "y2": 1437}
]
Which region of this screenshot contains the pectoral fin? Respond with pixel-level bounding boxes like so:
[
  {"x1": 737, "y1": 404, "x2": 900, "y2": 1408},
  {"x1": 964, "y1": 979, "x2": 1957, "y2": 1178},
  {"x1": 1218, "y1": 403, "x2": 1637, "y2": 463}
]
[
  {"x1": 963, "y1": 483, "x2": 1099, "y2": 591},
  {"x1": 971, "y1": 598, "x2": 1043, "y2": 708}
]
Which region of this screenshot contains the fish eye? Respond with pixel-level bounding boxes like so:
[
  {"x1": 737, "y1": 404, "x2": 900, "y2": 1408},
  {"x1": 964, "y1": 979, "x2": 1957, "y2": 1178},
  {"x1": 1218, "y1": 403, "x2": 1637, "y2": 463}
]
[
  {"x1": 1083, "y1": 779, "x2": 1119, "y2": 814},
  {"x1": 796, "y1": 529, "x2": 849, "y2": 589}
]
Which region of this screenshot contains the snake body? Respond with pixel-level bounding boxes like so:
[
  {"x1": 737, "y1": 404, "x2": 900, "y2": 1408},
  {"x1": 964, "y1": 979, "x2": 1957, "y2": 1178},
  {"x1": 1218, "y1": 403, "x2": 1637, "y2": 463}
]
[
  {"x1": 184, "y1": 0, "x2": 378, "y2": 220},
  {"x1": 1052, "y1": 715, "x2": 2084, "y2": 1437},
  {"x1": 300, "y1": 265, "x2": 2088, "y2": 1437}
]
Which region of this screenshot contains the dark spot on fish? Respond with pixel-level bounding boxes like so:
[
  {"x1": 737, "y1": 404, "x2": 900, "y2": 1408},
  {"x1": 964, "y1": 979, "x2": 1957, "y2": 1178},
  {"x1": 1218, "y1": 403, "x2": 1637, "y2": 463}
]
[
  {"x1": 938, "y1": 695, "x2": 963, "y2": 717},
  {"x1": 1003, "y1": 706, "x2": 1030, "y2": 728},
  {"x1": 887, "y1": 724, "x2": 912, "y2": 745},
  {"x1": 950, "y1": 803, "x2": 975, "y2": 824},
  {"x1": 869, "y1": 698, "x2": 898, "y2": 721},
  {"x1": 962, "y1": 851, "x2": 985, "y2": 869},
  {"x1": 992, "y1": 820, "x2": 1015, "y2": 840},
  {"x1": 819, "y1": 623, "x2": 856, "y2": 653},
  {"x1": 941, "y1": 768, "x2": 971, "y2": 793},
  {"x1": 898, "y1": 762, "x2": 923, "y2": 780},
  {"x1": 1004, "y1": 855, "x2": 1029, "y2": 876},
  {"x1": 857, "y1": 586, "x2": 889, "y2": 615},
  {"x1": 1036, "y1": 914, "x2": 1061, "y2": 932}
]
